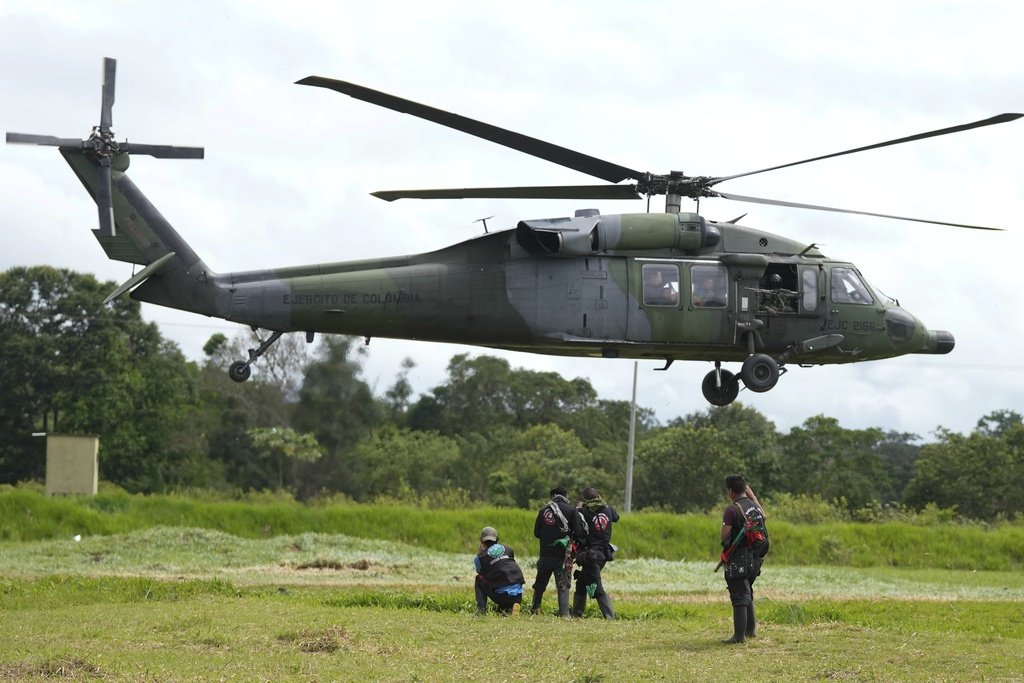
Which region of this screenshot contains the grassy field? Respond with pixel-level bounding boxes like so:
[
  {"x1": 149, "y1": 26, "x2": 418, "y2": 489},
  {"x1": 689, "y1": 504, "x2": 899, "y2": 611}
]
[
  {"x1": 2, "y1": 526, "x2": 1024, "y2": 682},
  {"x1": 4, "y1": 488, "x2": 1024, "y2": 569}
]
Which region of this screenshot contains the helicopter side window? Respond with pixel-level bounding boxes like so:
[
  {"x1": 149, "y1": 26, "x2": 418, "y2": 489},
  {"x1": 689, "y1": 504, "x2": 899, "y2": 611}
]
[
  {"x1": 642, "y1": 264, "x2": 680, "y2": 306},
  {"x1": 830, "y1": 267, "x2": 873, "y2": 305},
  {"x1": 691, "y1": 265, "x2": 728, "y2": 308},
  {"x1": 801, "y1": 268, "x2": 819, "y2": 312}
]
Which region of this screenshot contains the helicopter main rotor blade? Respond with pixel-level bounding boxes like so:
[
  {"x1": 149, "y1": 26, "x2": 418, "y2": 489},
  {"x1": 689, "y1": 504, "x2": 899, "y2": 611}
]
[
  {"x1": 6, "y1": 132, "x2": 85, "y2": 147},
  {"x1": 711, "y1": 113, "x2": 1023, "y2": 186},
  {"x1": 371, "y1": 184, "x2": 642, "y2": 202},
  {"x1": 715, "y1": 190, "x2": 1005, "y2": 231},
  {"x1": 121, "y1": 142, "x2": 205, "y2": 159},
  {"x1": 100, "y1": 58, "x2": 116, "y2": 134},
  {"x1": 297, "y1": 76, "x2": 644, "y2": 184}
]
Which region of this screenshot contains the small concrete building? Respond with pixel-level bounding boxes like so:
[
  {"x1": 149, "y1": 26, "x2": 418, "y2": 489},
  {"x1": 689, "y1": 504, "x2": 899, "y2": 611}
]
[{"x1": 45, "y1": 434, "x2": 99, "y2": 496}]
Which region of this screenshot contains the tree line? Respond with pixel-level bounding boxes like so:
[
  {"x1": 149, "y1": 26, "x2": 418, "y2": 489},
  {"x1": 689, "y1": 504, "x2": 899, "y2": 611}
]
[{"x1": 2, "y1": 266, "x2": 1022, "y2": 521}]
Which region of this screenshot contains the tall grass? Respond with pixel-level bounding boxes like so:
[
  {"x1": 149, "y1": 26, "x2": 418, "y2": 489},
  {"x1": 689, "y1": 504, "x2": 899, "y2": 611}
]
[{"x1": 3, "y1": 488, "x2": 1023, "y2": 569}]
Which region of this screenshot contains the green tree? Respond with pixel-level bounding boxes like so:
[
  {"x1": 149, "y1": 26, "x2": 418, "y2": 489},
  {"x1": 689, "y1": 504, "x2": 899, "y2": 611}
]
[
  {"x1": 0, "y1": 266, "x2": 198, "y2": 490},
  {"x1": 777, "y1": 416, "x2": 890, "y2": 511},
  {"x1": 196, "y1": 331, "x2": 307, "y2": 491},
  {"x1": 876, "y1": 431, "x2": 921, "y2": 502},
  {"x1": 407, "y1": 354, "x2": 607, "y2": 437},
  {"x1": 675, "y1": 402, "x2": 780, "y2": 494},
  {"x1": 975, "y1": 410, "x2": 1023, "y2": 439},
  {"x1": 487, "y1": 423, "x2": 612, "y2": 508},
  {"x1": 384, "y1": 357, "x2": 416, "y2": 423},
  {"x1": 632, "y1": 424, "x2": 742, "y2": 513},
  {"x1": 349, "y1": 425, "x2": 460, "y2": 500},
  {"x1": 247, "y1": 426, "x2": 325, "y2": 491},
  {"x1": 903, "y1": 426, "x2": 1022, "y2": 520},
  {"x1": 450, "y1": 429, "x2": 518, "y2": 501},
  {"x1": 291, "y1": 336, "x2": 384, "y2": 498}
]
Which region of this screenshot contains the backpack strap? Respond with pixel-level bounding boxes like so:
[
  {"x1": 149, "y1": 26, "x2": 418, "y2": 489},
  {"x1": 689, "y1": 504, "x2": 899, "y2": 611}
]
[
  {"x1": 547, "y1": 501, "x2": 570, "y2": 535},
  {"x1": 732, "y1": 501, "x2": 752, "y2": 545}
]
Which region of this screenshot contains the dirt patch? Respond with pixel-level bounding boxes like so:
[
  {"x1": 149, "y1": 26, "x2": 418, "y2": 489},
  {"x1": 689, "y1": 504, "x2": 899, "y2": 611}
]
[{"x1": 295, "y1": 558, "x2": 380, "y2": 571}]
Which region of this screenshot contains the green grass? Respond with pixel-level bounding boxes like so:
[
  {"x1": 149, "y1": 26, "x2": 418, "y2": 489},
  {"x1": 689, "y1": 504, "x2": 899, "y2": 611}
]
[
  {"x1": 2, "y1": 492, "x2": 1024, "y2": 680},
  {"x1": 1, "y1": 528, "x2": 1023, "y2": 681},
  {"x1": 4, "y1": 488, "x2": 1024, "y2": 569},
  {"x1": 1, "y1": 571, "x2": 1023, "y2": 681}
]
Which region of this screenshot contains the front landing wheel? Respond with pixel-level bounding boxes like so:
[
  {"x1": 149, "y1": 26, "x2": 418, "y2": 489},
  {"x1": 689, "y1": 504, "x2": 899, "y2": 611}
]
[
  {"x1": 228, "y1": 361, "x2": 252, "y2": 383},
  {"x1": 740, "y1": 353, "x2": 779, "y2": 393},
  {"x1": 702, "y1": 369, "x2": 739, "y2": 406}
]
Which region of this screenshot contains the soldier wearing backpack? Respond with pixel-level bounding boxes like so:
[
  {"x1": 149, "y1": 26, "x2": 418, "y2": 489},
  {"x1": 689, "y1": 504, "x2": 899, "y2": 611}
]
[
  {"x1": 719, "y1": 474, "x2": 768, "y2": 644},
  {"x1": 529, "y1": 486, "x2": 582, "y2": 616},
  {"x1": 573, "y1": 486, "x2": 619, "y2": 619}
]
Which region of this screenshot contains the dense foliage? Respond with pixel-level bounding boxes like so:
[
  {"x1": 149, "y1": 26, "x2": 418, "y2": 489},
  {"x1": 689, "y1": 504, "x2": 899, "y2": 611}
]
[{"x1": 2, "y1": 266, "x2": 1022, "y2": 521}]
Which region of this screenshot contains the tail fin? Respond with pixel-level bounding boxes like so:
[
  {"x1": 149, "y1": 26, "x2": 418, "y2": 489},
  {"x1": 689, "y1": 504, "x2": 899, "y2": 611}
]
[{"x1": 62, "y1": 149, "x2": 221, "y2": 315}]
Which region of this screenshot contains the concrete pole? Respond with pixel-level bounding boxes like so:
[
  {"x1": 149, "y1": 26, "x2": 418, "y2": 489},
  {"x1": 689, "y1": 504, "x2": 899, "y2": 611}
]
[{"x1": 624, "y1": 361, "x2": 638, "y2": 512}]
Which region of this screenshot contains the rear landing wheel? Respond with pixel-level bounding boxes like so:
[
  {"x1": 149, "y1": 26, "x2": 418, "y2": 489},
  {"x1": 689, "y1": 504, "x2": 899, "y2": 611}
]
[
  {"x1": 702, "y1": 369, "x2": 739, "y2": 406},
  {"x1": 228, "y1": 361, "x2": 252, "y2": 383}
]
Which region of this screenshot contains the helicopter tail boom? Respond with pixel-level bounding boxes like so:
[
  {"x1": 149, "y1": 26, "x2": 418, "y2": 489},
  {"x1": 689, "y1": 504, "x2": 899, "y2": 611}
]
[{"x1": 61, "y1": 149, "x2": 224, "y2": 318}]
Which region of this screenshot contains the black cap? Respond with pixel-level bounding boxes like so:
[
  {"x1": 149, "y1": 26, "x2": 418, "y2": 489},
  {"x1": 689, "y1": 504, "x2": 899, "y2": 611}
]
[{"x1": 550, "y1": 486, "x2": 567, "y2": 497}]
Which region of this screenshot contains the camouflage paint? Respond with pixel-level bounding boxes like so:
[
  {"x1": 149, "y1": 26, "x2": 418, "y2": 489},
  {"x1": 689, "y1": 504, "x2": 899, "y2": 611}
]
[{"x1": 61, "y1": 149, "x2": 950, "y2": 376}]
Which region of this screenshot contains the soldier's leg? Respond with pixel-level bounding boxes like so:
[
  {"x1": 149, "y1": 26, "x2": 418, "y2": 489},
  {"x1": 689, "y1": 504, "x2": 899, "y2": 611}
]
[
  {"x1": 474, "y1": 577, "x2": 488, "y2": 615},
  {"x1": 722, "y1": 577, "x2": 751, "y2": 644},
  {"x1": 531, "y1": 557, "x2": 556, "y2": 614}
]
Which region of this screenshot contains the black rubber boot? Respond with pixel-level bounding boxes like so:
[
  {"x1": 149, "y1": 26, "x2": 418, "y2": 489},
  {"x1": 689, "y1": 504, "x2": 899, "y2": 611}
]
[
  {"x1": 571, "y1": 592, "x2": 587, "y2": 618},
  {"x1": 474, "y1": 585, "x2": 487, "y2": 617},
  {"x1": 557, "y1": 587, "x2": 571, "y2": 617},
  {"x1": 745, "y1": 603, "x2": 756, "y2": 638},
  {"x1": 721, "y1": 605, "x2": 747, "y2": 644},
  {"x1": 596, "y1": 594, "x2": 616, "y2": 620},
  {"x1": 529, "y1": 590, "x2": 543, "y2": 615}
]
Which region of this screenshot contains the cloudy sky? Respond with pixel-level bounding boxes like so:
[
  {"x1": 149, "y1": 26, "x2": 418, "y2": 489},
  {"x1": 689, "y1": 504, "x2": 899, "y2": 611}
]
[{"x1": 2, "y1": 1, "x2": 1021, "y2": 440}]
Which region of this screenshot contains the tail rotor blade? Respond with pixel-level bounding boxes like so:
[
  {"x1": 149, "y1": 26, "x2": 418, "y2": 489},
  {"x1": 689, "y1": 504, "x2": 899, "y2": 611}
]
[
  {"x1": 122, "y1": 142, "x2": 205, "y2": 159},
  {"x1": 6, "y1": 132, "x2": 83, "y2": 147},
  {"x1": 100, "y1": 58, "x2": 116, "y2": 133},
  {"x1": 96, "y1": 162, "x2": 115, "y2": 237}
]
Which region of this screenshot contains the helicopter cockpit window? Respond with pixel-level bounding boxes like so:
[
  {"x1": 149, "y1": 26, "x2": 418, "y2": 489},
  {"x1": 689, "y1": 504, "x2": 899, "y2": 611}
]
[
  {"x1": 642, "y1": 264, "x2": 680, "y2": 306},
  {"x1": 830, "y1": 267, "x2": 873, "y2": 305},
  {"x1": 691, "y1": 264, "x2": 728, "y2": 308}
]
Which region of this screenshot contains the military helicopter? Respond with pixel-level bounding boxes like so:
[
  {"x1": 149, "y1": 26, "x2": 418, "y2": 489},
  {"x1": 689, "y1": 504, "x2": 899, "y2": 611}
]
[{"x1": 7, "y1": 58, "x2": 1020, "y2": 405}]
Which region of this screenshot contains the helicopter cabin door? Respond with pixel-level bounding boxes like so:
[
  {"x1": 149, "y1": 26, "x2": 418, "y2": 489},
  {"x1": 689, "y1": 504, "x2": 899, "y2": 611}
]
[
  {"x1": 682, "y1": 263, "x2": 735, "y2": 345},
  {"x1": 628, "y1": 260, "x2": 733, "y2": 347}
]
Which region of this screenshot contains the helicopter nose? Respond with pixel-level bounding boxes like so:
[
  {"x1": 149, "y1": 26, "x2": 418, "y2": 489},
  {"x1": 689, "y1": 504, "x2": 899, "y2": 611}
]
[
  {"x1": 884, "y1": 308, "x2": 925, "y2": 349},
  {"x1": 914, "y1": 329, "x2": 956, "y2": 355},
  {"x1": 885, "y1": 308, "x2": 955, "y2": 354}
]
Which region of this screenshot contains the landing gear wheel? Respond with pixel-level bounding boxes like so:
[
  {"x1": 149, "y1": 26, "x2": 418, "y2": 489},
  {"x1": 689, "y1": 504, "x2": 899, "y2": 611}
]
[
  {"x1": 740, "y1": 353, "x2": 779, "y2": 393},
  {"x1": 228, "y1": 361, "x2": 252, "y2": 383},
  {"x1": 702, "y1": 369, "x2": 739, "y2": 406}
]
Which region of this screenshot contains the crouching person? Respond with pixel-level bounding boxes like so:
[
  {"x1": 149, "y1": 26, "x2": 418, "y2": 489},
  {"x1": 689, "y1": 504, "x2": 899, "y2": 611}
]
[{"x1": 474, "y1": 526, "x2": 526, "y2": 616}]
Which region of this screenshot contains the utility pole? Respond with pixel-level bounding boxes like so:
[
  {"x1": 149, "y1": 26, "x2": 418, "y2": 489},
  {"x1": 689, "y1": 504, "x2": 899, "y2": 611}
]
[{"x1": 624, "y1": 361, "x2": 638, "y2": 512}]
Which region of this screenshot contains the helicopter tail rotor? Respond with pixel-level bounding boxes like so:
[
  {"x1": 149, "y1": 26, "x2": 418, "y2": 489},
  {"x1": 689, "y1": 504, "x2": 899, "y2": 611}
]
[{"x1": 5, "y1": 57, "x2": 205, "y2": 238}]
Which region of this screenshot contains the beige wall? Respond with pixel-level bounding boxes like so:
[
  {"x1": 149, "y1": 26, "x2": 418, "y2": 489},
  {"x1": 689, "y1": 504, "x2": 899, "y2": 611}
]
[{"x1": 45, "y1": 434, "x2": 99, "y2": 496}]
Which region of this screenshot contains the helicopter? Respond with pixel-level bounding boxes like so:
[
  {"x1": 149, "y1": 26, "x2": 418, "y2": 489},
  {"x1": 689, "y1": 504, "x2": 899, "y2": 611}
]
[{"x1": 6, "y1": 58, "x2": 1020, "y2": 406}]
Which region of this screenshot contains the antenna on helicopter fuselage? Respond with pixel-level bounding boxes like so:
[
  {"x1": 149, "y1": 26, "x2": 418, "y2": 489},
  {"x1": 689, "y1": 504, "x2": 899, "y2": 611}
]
[{"x1": 474, "y1": 215, "x2": 495, "y2": 233}]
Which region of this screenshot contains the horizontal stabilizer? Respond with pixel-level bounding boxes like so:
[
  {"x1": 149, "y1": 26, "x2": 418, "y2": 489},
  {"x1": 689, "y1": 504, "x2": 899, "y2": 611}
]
[{"x1": 103, "y1": 252, "x2": 176, "y2": 304}]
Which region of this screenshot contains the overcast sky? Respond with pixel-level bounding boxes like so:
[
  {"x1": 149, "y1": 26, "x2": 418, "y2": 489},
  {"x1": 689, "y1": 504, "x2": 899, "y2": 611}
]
[{"x1": 2, "y1": 1, "x2": 1021, "y2": 440}]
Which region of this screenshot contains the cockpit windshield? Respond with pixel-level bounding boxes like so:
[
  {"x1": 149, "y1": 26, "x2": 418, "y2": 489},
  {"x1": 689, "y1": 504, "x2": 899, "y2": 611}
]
[{"x1": 830, "y1": 266, "x2": 873, "y2": 305}]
